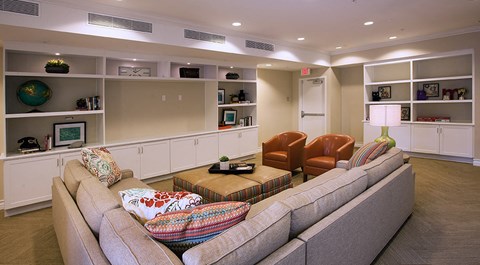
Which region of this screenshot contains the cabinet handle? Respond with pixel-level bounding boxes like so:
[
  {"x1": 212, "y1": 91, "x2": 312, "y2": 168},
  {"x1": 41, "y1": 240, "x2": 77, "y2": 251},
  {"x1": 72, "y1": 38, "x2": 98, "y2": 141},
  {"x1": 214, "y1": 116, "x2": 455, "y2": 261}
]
[{"x1": 57, "y1": 158, "x2": 60, "y2": 167}]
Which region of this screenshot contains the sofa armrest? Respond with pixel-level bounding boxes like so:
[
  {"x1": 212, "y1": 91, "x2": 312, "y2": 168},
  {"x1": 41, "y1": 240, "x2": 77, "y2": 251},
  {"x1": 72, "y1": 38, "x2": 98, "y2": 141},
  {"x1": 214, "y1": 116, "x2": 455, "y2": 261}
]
[
  {"x1": 121, "y1": 169, "x2": 134, "y2": 179},
  {"x1": 336, "y1": 160, "x2": 348, "y2": 169}
]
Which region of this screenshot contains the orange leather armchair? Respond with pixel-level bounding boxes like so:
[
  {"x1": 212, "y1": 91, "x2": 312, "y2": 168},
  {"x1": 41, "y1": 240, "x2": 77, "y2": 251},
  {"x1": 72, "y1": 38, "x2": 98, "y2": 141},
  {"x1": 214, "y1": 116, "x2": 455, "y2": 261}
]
[
  {"x1": 262, "y1": 131, "x2": 307, "y2": 172},
  {"x1": 303, "y1": 134, "x2": 355, "y2": 182}
]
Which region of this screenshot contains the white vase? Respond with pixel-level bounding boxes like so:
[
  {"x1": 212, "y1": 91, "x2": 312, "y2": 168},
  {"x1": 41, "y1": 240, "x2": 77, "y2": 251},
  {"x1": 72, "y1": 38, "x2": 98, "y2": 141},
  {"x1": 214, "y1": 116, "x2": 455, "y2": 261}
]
[{"x1": 220, "y1": 161, "x2": 230, "y2": 170}]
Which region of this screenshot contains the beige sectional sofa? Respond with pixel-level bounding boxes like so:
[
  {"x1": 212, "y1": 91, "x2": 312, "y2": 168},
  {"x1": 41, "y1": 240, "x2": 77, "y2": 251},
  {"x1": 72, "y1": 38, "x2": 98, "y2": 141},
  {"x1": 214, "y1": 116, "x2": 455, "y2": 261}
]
[{"x1": 52, "y1": 147, "x2": 414, "y2": 265}]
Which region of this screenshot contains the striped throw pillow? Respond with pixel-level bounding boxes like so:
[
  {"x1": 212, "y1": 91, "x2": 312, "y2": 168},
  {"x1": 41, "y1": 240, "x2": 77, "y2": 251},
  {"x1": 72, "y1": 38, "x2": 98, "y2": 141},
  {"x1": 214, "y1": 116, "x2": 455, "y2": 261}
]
[
  {"x1": 347, "y1": 141, "x2": 388, "y2": 169},
  {"x1": 144, "y1": 201, "x2": 250, "y2": 256}
]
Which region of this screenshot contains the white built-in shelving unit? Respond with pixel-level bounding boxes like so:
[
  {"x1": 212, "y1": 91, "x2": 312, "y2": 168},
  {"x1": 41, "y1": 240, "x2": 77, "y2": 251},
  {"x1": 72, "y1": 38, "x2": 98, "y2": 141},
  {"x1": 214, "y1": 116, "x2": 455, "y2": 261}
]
[
  {"x1": 363, "y1": 50, "x2": 475, "y2": 161},
  {"x1": 2, "y1": 42, "x2": 259, "y2": 215}
]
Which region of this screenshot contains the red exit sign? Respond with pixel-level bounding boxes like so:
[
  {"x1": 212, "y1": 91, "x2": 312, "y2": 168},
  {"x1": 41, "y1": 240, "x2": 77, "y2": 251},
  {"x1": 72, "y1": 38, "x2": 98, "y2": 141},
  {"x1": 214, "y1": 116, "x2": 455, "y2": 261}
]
[{"x1": 301, "y1": 68, "x2": 310, "y2": 76}]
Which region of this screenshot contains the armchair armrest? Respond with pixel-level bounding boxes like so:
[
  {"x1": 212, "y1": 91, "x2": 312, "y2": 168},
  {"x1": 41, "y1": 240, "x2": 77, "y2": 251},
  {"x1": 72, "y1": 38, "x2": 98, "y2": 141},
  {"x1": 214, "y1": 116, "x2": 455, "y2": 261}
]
[{"x1": 335, "y1": 139, "x2": 355, "y2": 161}]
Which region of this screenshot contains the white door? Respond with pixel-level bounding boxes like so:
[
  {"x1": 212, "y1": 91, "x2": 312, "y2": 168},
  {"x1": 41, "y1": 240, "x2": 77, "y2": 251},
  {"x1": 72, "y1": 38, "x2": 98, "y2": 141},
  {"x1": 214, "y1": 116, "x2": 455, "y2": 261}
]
[
  {"x1": 440, "y1": 125, "x2": 473, "y2": 157},
  {"x1": 411, "y1": 124, "x2": 440, "y2": 154},
  {"x1": 299, "y1": 77, "x2": 326, "y2": 142},
  {"x1": 141, "y1": 141, "x2": 171, "y2": 180},
  {"x1": 195, "y1": 134, "x2": 219, "y2": 166},
  {"x1": 109, "y1": 145, "x2": 142, "y2": 178}
]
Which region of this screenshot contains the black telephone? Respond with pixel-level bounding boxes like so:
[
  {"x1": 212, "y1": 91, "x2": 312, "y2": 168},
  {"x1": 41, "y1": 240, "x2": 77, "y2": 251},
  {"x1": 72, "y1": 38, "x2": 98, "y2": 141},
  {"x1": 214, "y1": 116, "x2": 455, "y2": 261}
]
[{"x1": 18, "y1": 137, "x2": 40, "y2": 150}]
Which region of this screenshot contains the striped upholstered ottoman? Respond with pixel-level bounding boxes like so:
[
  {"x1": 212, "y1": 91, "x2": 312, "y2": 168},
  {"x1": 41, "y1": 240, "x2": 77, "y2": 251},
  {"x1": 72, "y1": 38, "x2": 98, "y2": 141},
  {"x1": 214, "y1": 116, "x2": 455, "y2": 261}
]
[{"x1": 173, "y1": 165, "x2": 292, "y2": 204}]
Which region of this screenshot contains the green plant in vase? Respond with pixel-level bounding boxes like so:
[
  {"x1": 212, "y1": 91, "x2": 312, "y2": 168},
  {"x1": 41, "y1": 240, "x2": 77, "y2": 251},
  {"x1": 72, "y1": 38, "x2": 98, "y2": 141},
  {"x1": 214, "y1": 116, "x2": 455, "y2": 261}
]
[
  {"x1": 219, "y1": 155, "x2": 230, "y2": 170},
  {"x1": 45, "y1": 59, "x2": 70, "y2": 73}
]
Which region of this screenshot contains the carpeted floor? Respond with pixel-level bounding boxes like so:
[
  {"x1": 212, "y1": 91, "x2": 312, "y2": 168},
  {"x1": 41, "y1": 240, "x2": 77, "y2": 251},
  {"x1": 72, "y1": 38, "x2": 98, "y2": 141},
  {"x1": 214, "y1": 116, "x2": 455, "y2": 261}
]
[{"x1": 1, "y1": 155, "x2": 479, "y2": 264}]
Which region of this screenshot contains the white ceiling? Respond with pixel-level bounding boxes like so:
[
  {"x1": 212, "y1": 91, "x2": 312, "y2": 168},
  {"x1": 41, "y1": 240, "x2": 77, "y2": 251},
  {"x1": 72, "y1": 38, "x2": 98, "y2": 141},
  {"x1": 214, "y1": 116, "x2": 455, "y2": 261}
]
[
  {"x1": 1, "y1": 0, "x2": 480, "y2": 69},
  {"x1": 51, "y1": 0, "x2": 480, "y2": 54}
]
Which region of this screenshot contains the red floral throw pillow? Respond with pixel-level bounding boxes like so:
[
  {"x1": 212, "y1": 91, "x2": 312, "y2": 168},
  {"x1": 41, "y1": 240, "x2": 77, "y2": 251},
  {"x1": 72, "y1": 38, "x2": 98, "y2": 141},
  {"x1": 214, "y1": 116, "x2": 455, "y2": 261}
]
[{"x1": 119, "y1": 188, "x2": 203, "y2": 224}]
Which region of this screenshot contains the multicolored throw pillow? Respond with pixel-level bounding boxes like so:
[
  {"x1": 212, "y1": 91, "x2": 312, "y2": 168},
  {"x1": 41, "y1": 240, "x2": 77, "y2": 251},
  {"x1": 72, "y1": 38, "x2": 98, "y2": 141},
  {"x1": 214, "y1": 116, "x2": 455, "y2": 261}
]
[
  {"x1": 119, "y1": 188, "x2": 203, "y2": 224},
  {"x1": 346, "y1": 141, "x2": 388, "y2": 169},
  {"x1": 144, "y1": 201, "x2": 250, "y2": 256},
  {"x1": 81, "y1": 147, "x2": 122, "y2": 187}
]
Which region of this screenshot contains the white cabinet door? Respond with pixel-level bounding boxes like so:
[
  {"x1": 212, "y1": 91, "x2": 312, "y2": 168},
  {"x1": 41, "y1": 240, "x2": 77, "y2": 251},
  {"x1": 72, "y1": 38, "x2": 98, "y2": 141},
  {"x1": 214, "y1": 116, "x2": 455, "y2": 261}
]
[
  {"x1": 218, "y1": 131, "x2": 241, "y2": 159},
  {"x1": 411, "y1": 124, "x2": 440, "y2": 154},
  {"x1": 4, "y1": 154, "x2": 59, "y2": 209},
  {"x1": 195, "y1": 134, "x2": 219, "y2": 166},
  {"x1": 364, "y1": 123, "x2": 410, "y2": 151},
  {"x1": 170, "y1": 137, "x2": 196, "y2": 172},
  {"x1": 141, "y1": 141, "x2": 171, "y2": 180},
  {"x1": 440, "y1": 125, "x2": 473, "y2": 157},
  {"x1": 109, "y1": 145, "x2": 142, "y2": 178},
  {"x1": 239, "y1": 128, "x2": 259, "y2": 156},
  {"x1": 60, "y1": 151, "x2": 82, "y2": 179}
]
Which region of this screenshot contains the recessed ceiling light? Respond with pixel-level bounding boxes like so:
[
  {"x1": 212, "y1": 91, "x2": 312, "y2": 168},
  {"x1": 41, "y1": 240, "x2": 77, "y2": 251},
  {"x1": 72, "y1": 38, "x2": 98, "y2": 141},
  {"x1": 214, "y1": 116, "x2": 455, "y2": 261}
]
[
  {"x1": 55, "y1": 53, "x2": 61, "y2": 56},
  {"x1": 230, "y1": 66, "x2": 234, "y2": 69},
  {"x1": 297, "y1": 37, "x2": 305, "y2": 41},
  {"x1": 364, "y1": 21, "x2": 374, "y2": 26},
  {"x1": 389, "y1": 36, "x2": 397, "y2": 40},
  {"x1": 265, "y1": 64, "x2": 272, "y2": 67},
  {"x1": 232, "y1": 22, "x2": 242, "y2": 27},
  {"x1": 335, "y1": 46, "x2": 342, "y2": 49},
  {"x1": 133, "y1": 58, "x2": 137, "y2": 61}
]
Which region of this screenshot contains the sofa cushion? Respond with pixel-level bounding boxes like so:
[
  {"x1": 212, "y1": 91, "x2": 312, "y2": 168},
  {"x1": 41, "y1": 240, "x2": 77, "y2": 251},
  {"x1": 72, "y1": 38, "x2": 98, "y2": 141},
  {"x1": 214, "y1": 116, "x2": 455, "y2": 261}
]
[
  {"x1": 346, "y1": 141, "x2": 388, "y2": 169},
  {"x1": 360, "y1": 147, "x2": 404, "y2": 187},
  {"x1": 182, "y1": 201, "x2": 291, "y2": 265},
  {"x1": 76, "y1": 177, "x2": 120, "y2": 237},
  {"x1": 63, "y1": 159, "x2": 94, "y2": 198},
  {"x1": 119, "y1": 188, "x2": 203, "y2": 224},
  {"x1": 246, "y1": 168, "x2": 347, "y2": 219},
  {"x1": 81, "y1": 147, "x2": 122, "y2": 187},
  {"x1": 100, "y1": 208, "x2": 183, "y2": 265},
  {"x1": 145, "y1": 201, "x2": 250, "y2": 256},
  {"x1": 282, "y1": 167, "x2": 368, "y2": 238}
]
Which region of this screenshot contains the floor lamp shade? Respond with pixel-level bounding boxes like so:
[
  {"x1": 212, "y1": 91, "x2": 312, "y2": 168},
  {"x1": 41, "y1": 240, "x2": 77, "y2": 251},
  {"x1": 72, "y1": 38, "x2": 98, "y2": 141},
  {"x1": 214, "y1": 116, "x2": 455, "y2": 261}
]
[{"x1": 369, "y1": 105, "x2": 401, "y2": 148}]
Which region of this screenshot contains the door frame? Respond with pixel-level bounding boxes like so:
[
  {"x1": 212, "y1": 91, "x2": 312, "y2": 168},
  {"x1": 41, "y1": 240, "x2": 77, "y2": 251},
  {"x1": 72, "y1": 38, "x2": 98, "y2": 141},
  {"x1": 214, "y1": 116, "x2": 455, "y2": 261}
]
[{"x1": 298, "y1": 76, "x2": 328, "y2": 135}]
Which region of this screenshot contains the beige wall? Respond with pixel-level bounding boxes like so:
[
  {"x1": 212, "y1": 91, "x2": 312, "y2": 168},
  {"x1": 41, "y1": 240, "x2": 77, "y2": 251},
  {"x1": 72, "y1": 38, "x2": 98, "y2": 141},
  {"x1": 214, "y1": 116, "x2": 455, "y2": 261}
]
[
  {"x1": 332, "y1": 31, "x2": 480, "y2": 160},
  {"x1": 257, "y1": 69, "x2": 294, "y2": 145},
  {"x1": 339, "y1": 65, "x2": 364, "y2": 144}
]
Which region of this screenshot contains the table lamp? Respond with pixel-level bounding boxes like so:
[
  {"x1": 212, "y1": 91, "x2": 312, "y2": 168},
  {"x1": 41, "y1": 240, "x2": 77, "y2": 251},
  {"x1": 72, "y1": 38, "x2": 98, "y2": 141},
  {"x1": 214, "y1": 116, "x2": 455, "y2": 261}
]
[{"x1": 369, "y1": 105, "x2": 401, "y2": 149}]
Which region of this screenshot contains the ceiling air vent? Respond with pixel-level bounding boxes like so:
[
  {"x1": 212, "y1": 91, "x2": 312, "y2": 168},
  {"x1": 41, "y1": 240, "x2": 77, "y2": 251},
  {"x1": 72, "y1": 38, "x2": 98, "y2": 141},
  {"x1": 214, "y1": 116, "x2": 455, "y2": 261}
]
[
  {"x1": 245, "y1": 40, "x2": 275, "y2": 52},
  {"x1": 88, "y1": 13, "x2": 152, "y2": 33},
  {"x1": 0, "y1": 0, "x2": 39, "y2": 16},
  {"x1": 184, "y1": 29, "x2": 225, "y2": 44}
]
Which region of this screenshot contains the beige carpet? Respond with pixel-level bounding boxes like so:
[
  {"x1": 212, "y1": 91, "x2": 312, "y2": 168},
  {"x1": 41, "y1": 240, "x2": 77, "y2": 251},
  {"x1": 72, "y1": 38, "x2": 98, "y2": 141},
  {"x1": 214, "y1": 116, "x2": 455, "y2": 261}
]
[{"x1": 1, "y1": 156, "x2": 479, "y2": 264}]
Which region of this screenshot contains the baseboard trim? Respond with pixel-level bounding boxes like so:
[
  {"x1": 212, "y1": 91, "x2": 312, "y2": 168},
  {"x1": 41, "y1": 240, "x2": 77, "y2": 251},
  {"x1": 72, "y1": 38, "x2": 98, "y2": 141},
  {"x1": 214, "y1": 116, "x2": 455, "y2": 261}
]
[
  {"x1": 473, "y1": 159, "x2": 480, "y2": 167},
  {"x1": 404, "y1": 152, "x2": 473, "y2": 164},
  {"x1": 0, "y1": 200, "x2": 4, "y2": 211}
]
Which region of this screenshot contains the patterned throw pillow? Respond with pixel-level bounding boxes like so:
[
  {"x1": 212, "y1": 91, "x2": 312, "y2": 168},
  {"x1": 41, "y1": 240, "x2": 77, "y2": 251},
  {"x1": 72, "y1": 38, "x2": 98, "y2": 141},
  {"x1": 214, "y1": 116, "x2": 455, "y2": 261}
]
[
  {"x1": 144, "y1": 201, "x2": 250, "y2": 256},
  {"x1": 119, "y1": 188, "x2": 203, "y2": 224},
  {"x1": 346, "y1": 141, "x2": 388, "y2": 169},
  {"x1": 81, "y1": 147, "x2": 122, "y2": 187}
]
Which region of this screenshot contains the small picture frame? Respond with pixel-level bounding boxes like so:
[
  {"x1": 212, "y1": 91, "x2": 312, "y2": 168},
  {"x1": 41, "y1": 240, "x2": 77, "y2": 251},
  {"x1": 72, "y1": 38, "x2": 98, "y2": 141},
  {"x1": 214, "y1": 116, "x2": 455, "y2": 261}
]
[
  {"x1": 53, "y1": 122, "x2": 86, "y2": 147},
  {"x1": 378, "y1": 86, "x2": 391, "y2": 99},
  {"x1": 401, "y1": 107, "x2": 410, "y2": 121},
  {"x1": 218, "y1": 89, "x2": 225, "y2": 104},
  {"x1": 222, "y1": 109, "x2": 237, "y2": 125},
  {"x1": 423, "y1": 83, "x2": 439, "y2": 97}
]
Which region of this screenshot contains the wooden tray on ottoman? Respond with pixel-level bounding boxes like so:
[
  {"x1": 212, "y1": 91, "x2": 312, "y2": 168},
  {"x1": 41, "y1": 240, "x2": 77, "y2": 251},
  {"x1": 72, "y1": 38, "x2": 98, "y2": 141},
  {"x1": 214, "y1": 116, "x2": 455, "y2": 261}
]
[{"x1": 208, "y1": 163, "x2": 255, "y2": 174}]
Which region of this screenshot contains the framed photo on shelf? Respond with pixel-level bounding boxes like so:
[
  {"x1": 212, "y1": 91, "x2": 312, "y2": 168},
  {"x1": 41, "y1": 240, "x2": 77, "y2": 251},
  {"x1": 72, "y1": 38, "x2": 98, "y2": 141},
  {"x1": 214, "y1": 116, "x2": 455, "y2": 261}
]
[
  {"x1": 423, "y1": 83, "x2": 439, "y2": 97},
  {"x1": 378, "y1": 86, "x2": 391, "y2": 99},
  {"x1": 401, "y1": 107, "x2": 410, "y2": 121},
  {"x1": 53, "y1": 122, "x2": 86, "y2": 147},
  {"x1": 222, "y1": 109, "x2": 237, "y2": 125},
  {"x1": 218, "y1": 89, "x2": 225, "y2": 104}
]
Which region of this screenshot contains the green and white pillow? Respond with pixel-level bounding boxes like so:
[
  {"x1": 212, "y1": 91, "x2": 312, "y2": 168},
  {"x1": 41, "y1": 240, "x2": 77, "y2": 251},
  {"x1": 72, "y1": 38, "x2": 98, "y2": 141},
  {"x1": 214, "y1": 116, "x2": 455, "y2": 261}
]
[{"x1": 81, "y1": 147, "x2": 122, "y2": 187}]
